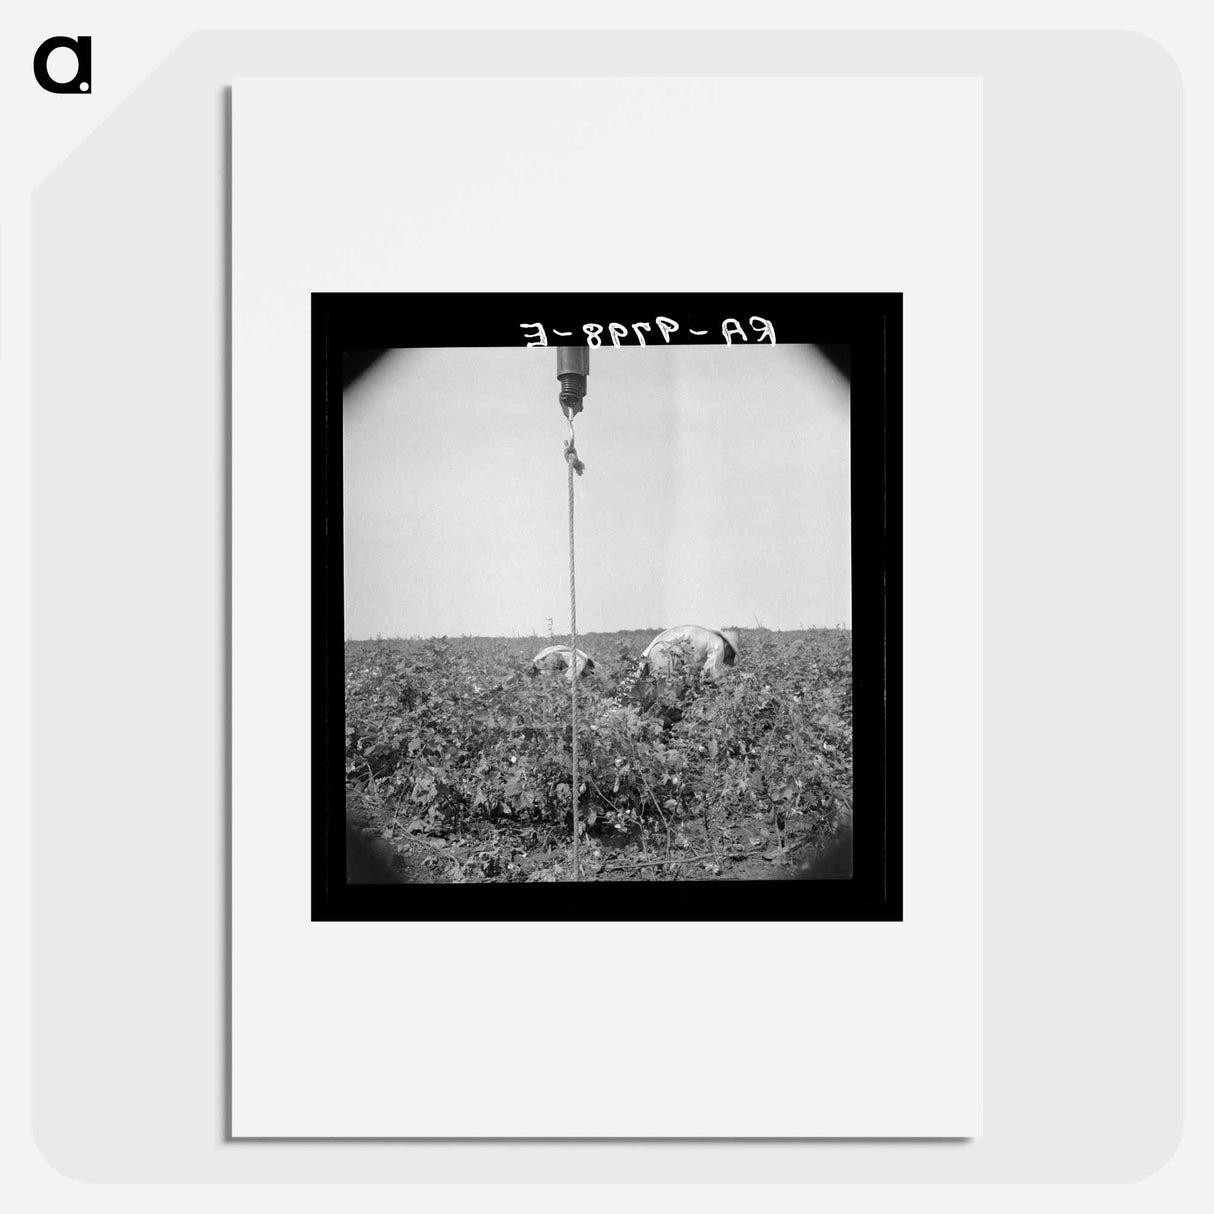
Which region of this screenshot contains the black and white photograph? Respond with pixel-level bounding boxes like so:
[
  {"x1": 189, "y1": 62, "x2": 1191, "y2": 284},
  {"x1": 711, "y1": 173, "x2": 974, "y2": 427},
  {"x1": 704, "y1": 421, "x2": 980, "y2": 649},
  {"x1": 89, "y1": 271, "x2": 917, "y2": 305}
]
[{"x1": 314, "y1": 293, "x2": 900, "y2": 920}]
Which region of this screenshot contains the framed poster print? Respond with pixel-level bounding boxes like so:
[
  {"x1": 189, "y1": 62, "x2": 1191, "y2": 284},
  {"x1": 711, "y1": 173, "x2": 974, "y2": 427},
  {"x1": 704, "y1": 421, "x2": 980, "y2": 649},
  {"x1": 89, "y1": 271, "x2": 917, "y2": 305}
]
[{"x1": 233, "y1": 75, "x2": 980, "y2": 1138}]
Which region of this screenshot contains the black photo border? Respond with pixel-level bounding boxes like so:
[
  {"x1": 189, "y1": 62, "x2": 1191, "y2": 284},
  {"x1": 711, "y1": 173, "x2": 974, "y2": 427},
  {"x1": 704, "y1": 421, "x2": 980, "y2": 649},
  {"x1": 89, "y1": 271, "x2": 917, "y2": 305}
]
[{"x1": 312, "y1": 292, "x2": 902, "y2": 922}]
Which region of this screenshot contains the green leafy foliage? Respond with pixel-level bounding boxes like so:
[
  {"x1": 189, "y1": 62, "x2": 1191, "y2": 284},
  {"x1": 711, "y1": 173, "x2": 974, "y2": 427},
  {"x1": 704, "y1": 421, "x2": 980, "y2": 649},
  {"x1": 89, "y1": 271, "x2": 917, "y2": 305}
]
[{"x1": 345, "y1": 629, "x2": 853, "y2": 882}]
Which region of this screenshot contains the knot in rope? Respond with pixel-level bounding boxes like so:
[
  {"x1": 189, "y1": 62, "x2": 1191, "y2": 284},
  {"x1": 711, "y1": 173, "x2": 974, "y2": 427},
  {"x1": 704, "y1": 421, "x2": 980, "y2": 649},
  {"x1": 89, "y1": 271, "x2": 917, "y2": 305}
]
[{"x1": 564, "y1": 438, "x2": 585, "y2": 476}]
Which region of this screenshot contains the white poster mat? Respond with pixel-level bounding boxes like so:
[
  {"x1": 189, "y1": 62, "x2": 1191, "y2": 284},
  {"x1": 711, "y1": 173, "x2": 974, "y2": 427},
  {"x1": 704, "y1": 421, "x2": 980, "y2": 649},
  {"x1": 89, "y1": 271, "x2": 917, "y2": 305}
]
[{"x1": 232, "y1": 76, "x2": 982, "y2": 1137}]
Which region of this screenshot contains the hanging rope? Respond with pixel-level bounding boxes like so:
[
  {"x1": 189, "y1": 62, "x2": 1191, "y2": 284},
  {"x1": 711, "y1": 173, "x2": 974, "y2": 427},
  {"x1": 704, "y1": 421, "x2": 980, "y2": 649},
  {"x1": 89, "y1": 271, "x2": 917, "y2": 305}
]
[{"x1": 563, "y1": 414, "x2": 584, "y2": 879}]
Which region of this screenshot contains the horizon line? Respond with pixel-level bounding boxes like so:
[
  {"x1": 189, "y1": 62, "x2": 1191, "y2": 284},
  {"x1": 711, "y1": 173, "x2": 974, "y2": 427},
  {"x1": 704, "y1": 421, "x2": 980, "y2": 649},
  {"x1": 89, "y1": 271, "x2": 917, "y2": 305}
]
[{"x1": 345, "y1": 624, "x2": 853, "y2": 642}]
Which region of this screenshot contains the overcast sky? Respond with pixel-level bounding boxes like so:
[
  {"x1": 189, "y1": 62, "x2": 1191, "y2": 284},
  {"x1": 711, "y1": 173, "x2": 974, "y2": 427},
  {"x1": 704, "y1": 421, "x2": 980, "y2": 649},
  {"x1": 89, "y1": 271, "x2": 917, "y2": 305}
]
[{"x1": 342, "y1": 343, "x2": 850, "y2": 638}]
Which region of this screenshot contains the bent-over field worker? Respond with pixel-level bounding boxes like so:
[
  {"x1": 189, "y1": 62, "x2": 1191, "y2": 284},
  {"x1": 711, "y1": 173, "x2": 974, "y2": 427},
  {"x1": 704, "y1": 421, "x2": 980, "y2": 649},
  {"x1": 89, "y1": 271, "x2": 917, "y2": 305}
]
[
  {"x1": 531, "y1": 644, "x2": 595, "y2": 679},
  {"x1": 639, "y1": 625, "x2": 740, "y2": 682}
]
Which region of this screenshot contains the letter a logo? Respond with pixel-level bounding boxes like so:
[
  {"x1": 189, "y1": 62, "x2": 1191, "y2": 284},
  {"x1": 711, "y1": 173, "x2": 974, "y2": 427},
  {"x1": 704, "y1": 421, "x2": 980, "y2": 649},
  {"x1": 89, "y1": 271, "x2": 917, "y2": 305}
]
[{"x1": 33, "y1": 36, "x2": 92, "y2": 94}]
